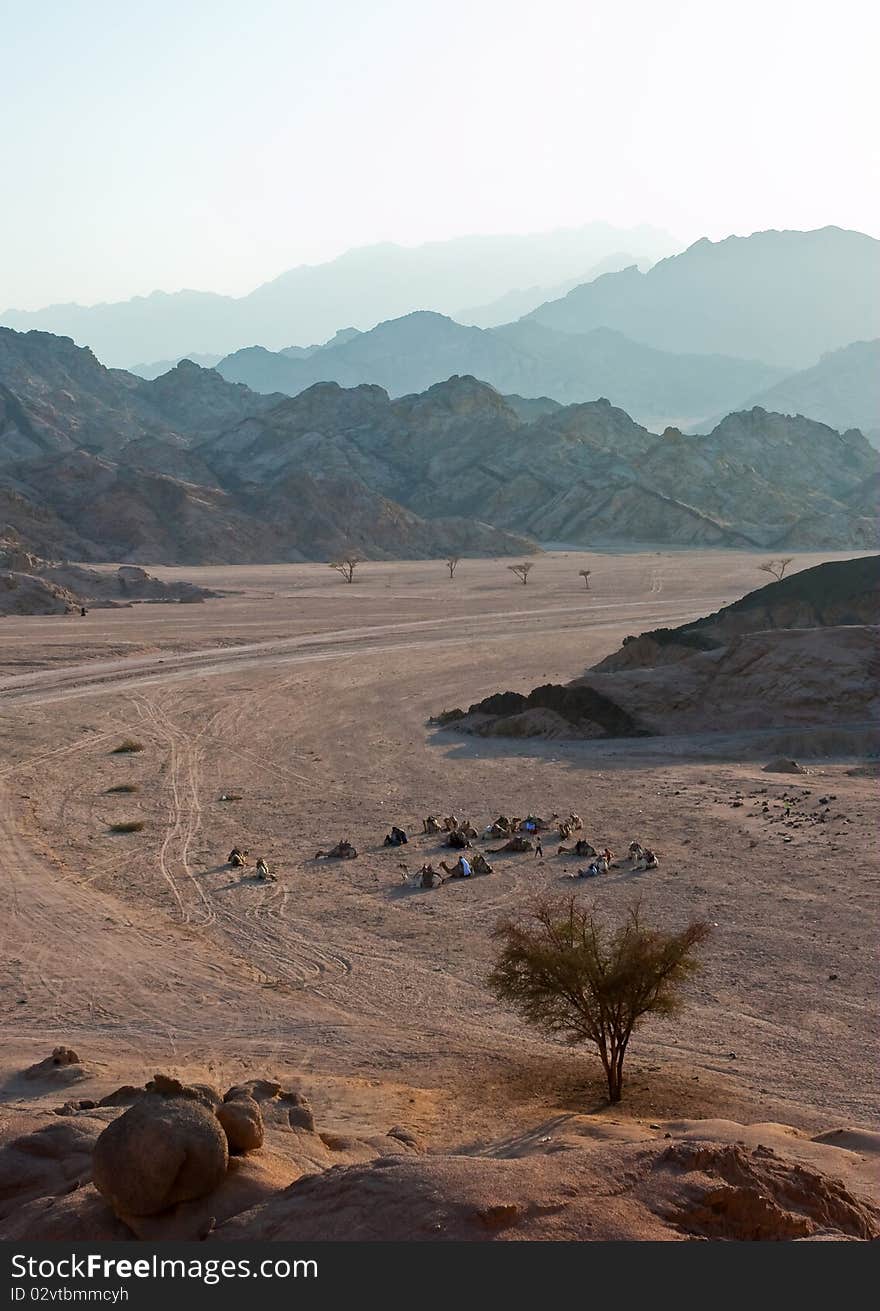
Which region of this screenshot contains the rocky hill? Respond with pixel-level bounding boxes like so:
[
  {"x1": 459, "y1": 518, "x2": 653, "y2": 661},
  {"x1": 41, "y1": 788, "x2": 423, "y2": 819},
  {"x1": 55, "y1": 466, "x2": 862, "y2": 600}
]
[
  {"x1": 454, "y1": 557, "x2": 880, "y2": 741},
  {"x1": 1, "y1": 329, "x2": 876, "y2": 562},
  {"x1": 0, "y1": 539, "x2": 216, "y2": 615},
  {"x1": 216, "y1": 311, "x2": 784, "y2": 433},
  {"x1": 526, "y1": 228, "x2": 880, "y2": 369},
  {"x1": 593, "y1": 555, "x2": 880, "y2": 672}
]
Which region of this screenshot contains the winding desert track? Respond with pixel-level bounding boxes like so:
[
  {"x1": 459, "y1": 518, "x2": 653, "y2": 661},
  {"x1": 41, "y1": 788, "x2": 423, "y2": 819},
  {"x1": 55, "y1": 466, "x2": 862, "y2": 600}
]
[{"x1": 0, "y1": 597, "x2": 718, "y2": 708}]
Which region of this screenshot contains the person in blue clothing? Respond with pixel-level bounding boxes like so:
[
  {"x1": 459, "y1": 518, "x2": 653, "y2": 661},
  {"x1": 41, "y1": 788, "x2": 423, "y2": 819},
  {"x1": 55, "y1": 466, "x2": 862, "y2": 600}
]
[{"x1": 459, "y1": 854, "x2": 472, "y2": 877}]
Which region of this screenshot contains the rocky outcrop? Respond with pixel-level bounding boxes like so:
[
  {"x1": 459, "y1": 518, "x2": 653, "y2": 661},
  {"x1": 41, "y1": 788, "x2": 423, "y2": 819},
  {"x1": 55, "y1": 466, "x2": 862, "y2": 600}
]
[
  {"x1": 593, "y1": 555, "x2": 880, "y2": 673},
  {"x1": 0, "y1": 544, "x2": 216, "y2": 616},
  {"x1": 451, "y1": 557, "x2": 880, "y2": 741}
]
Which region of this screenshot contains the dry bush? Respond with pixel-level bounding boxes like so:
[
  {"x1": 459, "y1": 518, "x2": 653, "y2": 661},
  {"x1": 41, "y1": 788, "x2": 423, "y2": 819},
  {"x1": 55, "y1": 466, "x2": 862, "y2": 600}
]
[
  {"x1": 508, "y1": 563, "x2": 533, "y2": 585},
  {"x1": 329, "y1": 556, "x2": 361, "y2": 583},
  {"x1": 446, "y1": 556, "x2": 461, "y2": 580},
  {"x1": 106, "y1": 784, "x2": 138, "y2": 794},
  {"x1": 489, "y1": 897, "x2": 710, "y2": 1102},
  {"x1": 109, "y1": 820, "x2": 145, "y2": 834},
  {"x1": 758, "y1": 557, "x2": 794, "y2": 582},
  {"x1": 111, "y1": 739, "x2": 145, "y2": 754}
]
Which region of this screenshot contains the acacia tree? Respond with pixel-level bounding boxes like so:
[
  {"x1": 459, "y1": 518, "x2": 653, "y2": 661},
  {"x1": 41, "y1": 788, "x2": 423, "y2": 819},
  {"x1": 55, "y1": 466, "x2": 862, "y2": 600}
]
[
  {"x1": 758, "y1": 558, "x2": 794, "y2": 582},
  {"x1": 489, "y1": 897, "x2": 710, "y2": 1103},
  {"x1": 579, "y1": 569, "x2": 592, "y2": 590},
  {"x1": 508, "y1": 563, "x2": 533, "y2": 585},
  {"x1": 329, "y1": 556, "x2": 361, "y2": 583},
  {"x1": 446, "y1": 557, "x2": 461, "y2": 580}
]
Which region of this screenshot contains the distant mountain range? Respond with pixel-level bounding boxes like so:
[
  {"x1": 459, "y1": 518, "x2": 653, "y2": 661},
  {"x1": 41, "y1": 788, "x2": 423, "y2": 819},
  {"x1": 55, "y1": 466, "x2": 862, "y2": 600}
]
[
  {"x1": 0, "y1": 328, "x2": 876, "y2": 566},
  {"x1": 215, "y1": 312, "x2": 785, "y2": 433},
  {"x1": 727, "y1": 339, "x2": 880, "y2": 446},
  {"x1": 0, "y1": 224, "x2": 678, "y2": 368},
  {"x1": 525, "y1": 227, "x2": 880, "y2": 369}
]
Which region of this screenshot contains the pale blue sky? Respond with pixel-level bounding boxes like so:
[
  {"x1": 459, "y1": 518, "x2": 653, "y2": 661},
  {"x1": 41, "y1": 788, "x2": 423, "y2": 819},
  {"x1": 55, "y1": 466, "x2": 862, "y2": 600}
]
[{"x1": 3, "y1": 0, "x2": 878, "y2": 308}]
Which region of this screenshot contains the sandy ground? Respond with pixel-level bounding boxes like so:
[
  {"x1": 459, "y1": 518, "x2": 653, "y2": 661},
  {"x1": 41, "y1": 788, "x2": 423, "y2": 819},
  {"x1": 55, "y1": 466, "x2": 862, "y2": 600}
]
[{"x1": 0, "y1": 549, "x2": 877, "y2": 1154}]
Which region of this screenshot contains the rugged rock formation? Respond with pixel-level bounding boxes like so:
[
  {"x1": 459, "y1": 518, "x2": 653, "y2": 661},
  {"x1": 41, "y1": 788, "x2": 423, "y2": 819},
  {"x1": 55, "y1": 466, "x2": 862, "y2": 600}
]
[
  {"x1": 593, "y1": 555, "x2": 880, "y2": 673},
  {"x1": 455, "y1": 557, "x2": 880, "y2": 740},
  {"x1": 0, "y1": 541, "x2": 215, "y2": 616},
  {"x1": 1, "y1": 327, "x2": 876, "y2": 561}
]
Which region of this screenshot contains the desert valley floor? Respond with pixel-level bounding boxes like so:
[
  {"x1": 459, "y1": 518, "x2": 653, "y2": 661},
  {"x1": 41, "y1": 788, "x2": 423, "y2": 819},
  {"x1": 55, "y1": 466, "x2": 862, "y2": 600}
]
[{"x1": 1, "y1": 550, "x2": 877, "y2": 1159}]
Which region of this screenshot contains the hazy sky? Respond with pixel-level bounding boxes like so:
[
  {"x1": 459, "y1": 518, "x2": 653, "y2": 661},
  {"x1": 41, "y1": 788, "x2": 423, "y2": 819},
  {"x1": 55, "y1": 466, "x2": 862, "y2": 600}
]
[{"x1": 3, "y1": 0, "x2": 878, "y2": 309}]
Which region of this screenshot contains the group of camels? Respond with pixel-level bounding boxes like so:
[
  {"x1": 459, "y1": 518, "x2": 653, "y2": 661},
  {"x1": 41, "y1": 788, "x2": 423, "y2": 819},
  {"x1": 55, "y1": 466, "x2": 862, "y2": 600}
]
[{"x1": 230, "y1": 810, "x2": 657, "y2": 890}]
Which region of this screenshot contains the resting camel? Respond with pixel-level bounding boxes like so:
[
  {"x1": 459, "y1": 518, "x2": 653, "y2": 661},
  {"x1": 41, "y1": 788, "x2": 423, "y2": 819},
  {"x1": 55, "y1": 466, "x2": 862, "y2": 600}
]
[
  {"x1": 438, "y1": 853, "x2": 491, "y2": 878},
  {"x1": 404, "y1": 863, "x2": 442, "y2": 889},
  {"x1": 633, "y1": 849, "x2": 659, "y2": 871},
  {"x1": 488, "y1": 835, "x2": 533, "y2": 854},
  {"x1": 445, "y1": 829, "x2": 471, "y2": 849},
  {"x1": 315, "y1": 840, "x2": 358, "y2": 860},
  {"x1": 557, "y1": 839, "x2": 596, "y2": 858},
  {"x1": 227, "y1": 847, "x2": 249, "y2": 868},
  {"x1": 422, "y1": 816, "x2": 442, "y2": 834},
  {"x1": 457, "y1": 821, "x2": 478, "y2": 840},
  {"x1": 442, "y1": 815, "x2": 459, "y2": 832},
  {"x1": 255, "y1": 857, "x2": 276, "y2": 881},
  {"x1": 484, "y1": 815, "x2": 519, "y2": 838}
]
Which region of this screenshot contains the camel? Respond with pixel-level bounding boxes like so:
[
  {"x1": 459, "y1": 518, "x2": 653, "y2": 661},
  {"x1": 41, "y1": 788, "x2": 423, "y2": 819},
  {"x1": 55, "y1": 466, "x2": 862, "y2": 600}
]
[
  {"x1": 227, "y1": 847, "x2": 249, "y2": 868},
  {"x1": 557, "y1": 813, "x2": 585, "y2": 839},
  {"x1": 557, "y1": 839, "x2": 596, "y2": 858},
  {"x1": 488, "y1": 835, "x2": 533, "y2": 854},
  {"x1": 633, "y1": 850, "x2": 659, "y2": 871},
  {"x1": 255, "y1": 857, "x2": 276, "y2": 881},
  {"x1": 457, "y1": 821, "x2": 478, "y2": 840},
  {"x1": 404, "y1": 863, "x2": 442, "y2": 889},
  {"x1": 470, "y1": 852, "x2": 493, "y2": 875},
  {"x1": 383, "y1": 826, "x2": 408, "y2": 847},
  {"x1": 484, "y1": 815, "x2": 518, "y2": 838},
  {"x1": 422, "y1": 816, "x2": 442, "y2": 834},
  {"x1": 438, "y1": 856, "x2": 481, "y2": 879},
  {"x1": 445, "y1": 829, "x2": 470, "y2": 849},
  {"x1": 315, "y1": 840, "x2": 357, "y2": 860},
  {"x1": 442, "y1": 815, "x2": 459, "y2": 832}
]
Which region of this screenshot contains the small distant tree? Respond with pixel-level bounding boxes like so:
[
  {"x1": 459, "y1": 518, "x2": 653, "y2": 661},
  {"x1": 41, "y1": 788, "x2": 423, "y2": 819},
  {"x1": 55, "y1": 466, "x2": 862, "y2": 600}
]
[
  {"x1": 508, "y1": 562, "x2": 533, "y2": 585},
  {"x1": 329, "y1": 556, "x2": 360, "y2": 583},
  {"x1": 758, "y1": 557, "x2": 794, "y2": 582},
  {"x1": 579, "y1": 569, "x2": 592, "y2": 590},
  {"x1": 446, "y1": 556, "x2": 461, "y2": 580},
  {"x1": 489, "y1": 897, "x2": 711, "y2": 1103}
]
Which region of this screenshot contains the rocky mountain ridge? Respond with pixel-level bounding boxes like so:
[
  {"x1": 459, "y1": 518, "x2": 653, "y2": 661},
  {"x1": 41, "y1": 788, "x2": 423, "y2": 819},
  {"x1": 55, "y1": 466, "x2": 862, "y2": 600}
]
[{"x1": 0, "y1": 329, "x2": 876, "y2": 564}]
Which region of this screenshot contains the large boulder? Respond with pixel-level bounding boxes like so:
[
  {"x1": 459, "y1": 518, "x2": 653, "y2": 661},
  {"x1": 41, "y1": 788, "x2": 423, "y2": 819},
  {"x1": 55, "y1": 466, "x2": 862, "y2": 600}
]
[
  {"x1": 217, "y1": 1097, "x2": 264, "y2": 1154},
  {"x1": 92, "y1": 1096, "x2": 228, "y2": 1217}
]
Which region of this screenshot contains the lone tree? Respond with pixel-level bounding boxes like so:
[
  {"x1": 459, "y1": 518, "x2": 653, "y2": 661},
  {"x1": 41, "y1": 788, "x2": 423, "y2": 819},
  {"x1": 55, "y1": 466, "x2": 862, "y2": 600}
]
[
  {"x1": 446, "y1": 556, "x2": 461, "y2": 580},
  {"x1": 329, "y1": 556, "x2": 360, "y2": 583},
  {"x1": 758, "y1": 557, "x2": 794, "y2": 582},
  {"x1": 508, "y1": 562, "x2": 533, "y2": 585},
  {"x1": 489, "y1": 897, "x2": 710, "y2": 1103},
  {"x1": 579, "y1": 569, "x2": 592, "y2": 590}
]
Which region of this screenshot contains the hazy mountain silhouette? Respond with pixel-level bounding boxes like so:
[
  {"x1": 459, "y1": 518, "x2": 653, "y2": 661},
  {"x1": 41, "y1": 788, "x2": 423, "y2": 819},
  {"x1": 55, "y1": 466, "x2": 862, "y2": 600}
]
[
  {"x1": 525, "y1": 227, "x2": 880, "y2": 368},
  {"x1": 454, "y1": 252, "x2": 652, "y2": 327},
  {"x1": 724, "y1": 340, "x2": 879, "y2": 447},
  {"x1": 0, "y1": 224, "x2": 677, "y2": 367},
  {"x1": 215, "y1": 310, "x2": 783, "y2": 432}
]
